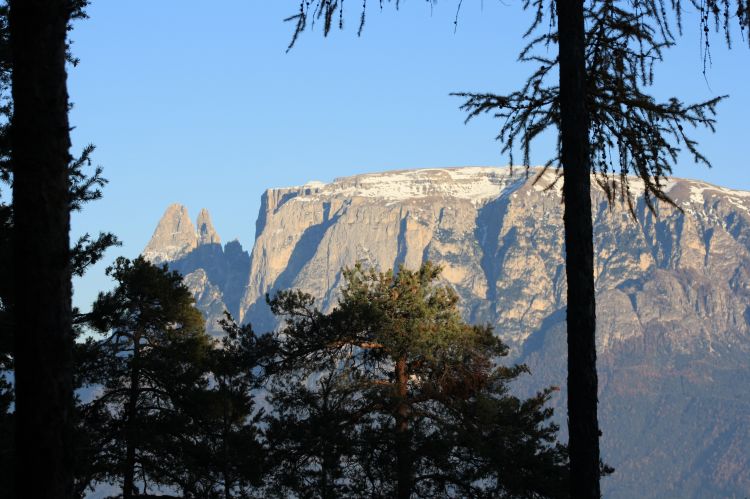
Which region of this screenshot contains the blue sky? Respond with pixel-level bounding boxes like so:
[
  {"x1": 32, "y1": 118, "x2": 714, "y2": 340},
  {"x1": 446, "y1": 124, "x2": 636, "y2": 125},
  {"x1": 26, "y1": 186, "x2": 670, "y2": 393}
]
[{"x1": 68, "y1": 1, "x2": 749, "y2": 310}]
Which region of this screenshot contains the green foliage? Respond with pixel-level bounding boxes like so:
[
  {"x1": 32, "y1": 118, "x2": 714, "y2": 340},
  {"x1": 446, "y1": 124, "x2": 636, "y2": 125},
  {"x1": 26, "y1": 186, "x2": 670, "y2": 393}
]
[
  {"x1": 77, "y1": 260, "x2": 271, "y2": 498},
  {"x1": 90, "y1": 256, "x2": 205, "y2": 333},
  {"x1": 265, "y1": 262, "x2": 568, "y2": 498}
]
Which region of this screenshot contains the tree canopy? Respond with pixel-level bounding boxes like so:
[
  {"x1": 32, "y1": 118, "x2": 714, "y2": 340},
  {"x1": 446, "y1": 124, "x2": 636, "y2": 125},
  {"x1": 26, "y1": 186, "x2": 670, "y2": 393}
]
[
  {"x1": 82, "y1": 257, "x2": 212, "y2": 498},
  {"x1": 265, "y1": 262, "x2": 569, "y2": 498}
]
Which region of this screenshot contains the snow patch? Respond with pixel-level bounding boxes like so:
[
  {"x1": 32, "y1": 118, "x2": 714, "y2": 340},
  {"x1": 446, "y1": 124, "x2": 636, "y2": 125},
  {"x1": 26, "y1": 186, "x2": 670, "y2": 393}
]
[
  {"x1": 286, "y1": 167, "x2": 528, "y2": 204},
  {"x1": 280, "y1": 167, "x2": 750, "y2": 216},
  {"x1": 685, "y1": 182, "x2": 750, "y2": 213},
  {"x1": 689, "y1": 185, "x2": 706, "y2": 205}
]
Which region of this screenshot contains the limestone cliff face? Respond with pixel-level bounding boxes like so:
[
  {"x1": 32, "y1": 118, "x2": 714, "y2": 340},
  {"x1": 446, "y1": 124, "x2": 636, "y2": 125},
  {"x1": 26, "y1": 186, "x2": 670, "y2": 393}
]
[
  {"x1": 145, "y1": 167, "x2": 750, "y2": 498},
  {"x1": 240, "y1": 168, "x2": 750, "y2": 356},
  {"x1": 238, "y1": 167, "x2": 750, "y2": 498},
  {"x1": 242, "y1": 169, "x2": 529, "y2": 330}
]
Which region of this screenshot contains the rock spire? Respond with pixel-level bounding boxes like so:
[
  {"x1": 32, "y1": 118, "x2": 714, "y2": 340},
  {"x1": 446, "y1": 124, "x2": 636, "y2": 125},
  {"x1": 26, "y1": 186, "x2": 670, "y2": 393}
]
[
  {"x1": 142, "y1": 203, "x2": 198, "y2": 264},
  {"x1": 197, "y1": 208, "x2": 220, "y2": 245}
]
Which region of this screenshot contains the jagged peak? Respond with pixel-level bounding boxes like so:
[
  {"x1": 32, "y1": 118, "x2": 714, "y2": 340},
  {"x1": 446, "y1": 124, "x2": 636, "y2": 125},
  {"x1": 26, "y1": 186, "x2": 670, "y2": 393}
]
[
  {"x1": 143, "y1": 203, "x2": 198, "y2": 264},
  {"x1": 197, "y1": 208, "x2": 221, "y2": 246},
  {"x1": 224, "y1": 238, "x2": 247, "y2": 254}
]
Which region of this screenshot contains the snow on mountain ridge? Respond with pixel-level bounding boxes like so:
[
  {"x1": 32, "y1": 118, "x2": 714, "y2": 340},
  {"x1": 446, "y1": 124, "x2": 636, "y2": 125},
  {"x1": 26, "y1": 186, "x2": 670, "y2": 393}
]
[
  {"x1": 285, "y1": 167, "x2": 528, "y2": 203},
  {"x1": 278, "y1": 166, "x2": 750, "y2": 210}
]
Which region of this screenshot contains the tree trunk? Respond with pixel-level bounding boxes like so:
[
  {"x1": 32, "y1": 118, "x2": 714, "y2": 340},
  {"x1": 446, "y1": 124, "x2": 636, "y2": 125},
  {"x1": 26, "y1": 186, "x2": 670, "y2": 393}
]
[
  {"x1": 223, "y1": 397, "x2": 232, "y2": 499},
  {"x1": 556, "y1": 1, "x2": 602, "y2": 498},
  {"x1": 9, "y1": 1, "x2": 73, "y2": 498},
  {"x1": 394, "y1": 356, "x2": 411, "y2": 499},
  {"x1": 320, "y1": 447, "x2": 332, "y2": 499},
  {"x1": 318, "y1": 381, "x2": 335, "y2": 499},
  {"x1": 123, "y1": 332, "x2": 142, "y2": 499}
]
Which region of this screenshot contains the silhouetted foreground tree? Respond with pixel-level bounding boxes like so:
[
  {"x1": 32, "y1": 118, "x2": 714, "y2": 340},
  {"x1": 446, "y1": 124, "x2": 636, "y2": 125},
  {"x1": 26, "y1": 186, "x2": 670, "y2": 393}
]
[
  {"x1": 265, "y1": 262, "x2": 568, "y2": 498},
  {"x1": 177, "y1": 316, "x2": 271, "y2": 498},
  {"x1": 0, "y1": 202, "x2": 11, "y2": 494},
  {"x1": 456, "y1": 3, "x2": 744, "y2": 496},
  {"x1": 9, "y1": 0, "x2": 76, "y2": 494},
  {"x1": 83, "y1": 257, "x2": 212, "y2": 498},
  {"x1": 2, "y1": 0, "x2": 123, "y2": 496},
  {"x1": 0, "y1": 40, "x2": 117, "y2": 496},
  {"x1": 285, "y1": 2, "x2": 748, "y2": 496},
  {"x1": 0, "y1": 148, "x2": 118, "y2": 498}
]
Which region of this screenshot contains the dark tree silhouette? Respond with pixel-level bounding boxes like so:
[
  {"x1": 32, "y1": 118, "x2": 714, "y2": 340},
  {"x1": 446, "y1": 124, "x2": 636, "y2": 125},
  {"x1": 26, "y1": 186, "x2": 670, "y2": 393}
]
[
  {"x1": 175, "y1": 315, "x2": 271, "y2": 499},
  {"x1": 284, "y1": 2, "x2": 748, "y2": 497},
  {"x1": 7, "y1": 0, "x2": 96, "y2": 496},
  {"x1": 0, "y1": 5, "x2": 116, "y2": 495},
  {"x1": 84, "y1": 257, "x2": 212, "y2": 498},
  {"x1": 263, "y1": 331, "x2": 372, "y2": 498}
]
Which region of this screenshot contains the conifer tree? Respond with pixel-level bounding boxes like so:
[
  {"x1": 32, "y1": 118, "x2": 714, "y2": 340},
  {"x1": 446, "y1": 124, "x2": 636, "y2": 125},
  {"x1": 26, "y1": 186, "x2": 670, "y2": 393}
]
[
  {"x1": 176, "y1": 316, "x2": 271, "y2": 499},
  {"x1": 2, "y1": 0, "x2": 124, "y2": 495},
  {"x1": 0, "y1": 203, "x2": 11, "y2": 495},
  {"x1": 264, "y1": 351, "x2": 366, "y2": 498},
  {"x1": 82, "y1": 257, "x2": 212, "y2": 498},
  {"x1": 8, "y1": 0, "x2": 76, "y2": 493},
  {"x1": 266, "y1": 263, "x2": 568, "y2": 498},
  {"x1": 0, "y1": 44, "x2": 117, "y2": 496}
]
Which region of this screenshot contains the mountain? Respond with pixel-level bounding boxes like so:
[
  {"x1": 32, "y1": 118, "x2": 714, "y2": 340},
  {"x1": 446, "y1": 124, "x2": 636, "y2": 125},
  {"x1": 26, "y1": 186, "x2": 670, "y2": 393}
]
[
  {"x1": 144, "y1": 167, "x2": 750, "y2": 498},
  {"x1": 143, "y1": 204, "x2": 250, "y2": 334}
]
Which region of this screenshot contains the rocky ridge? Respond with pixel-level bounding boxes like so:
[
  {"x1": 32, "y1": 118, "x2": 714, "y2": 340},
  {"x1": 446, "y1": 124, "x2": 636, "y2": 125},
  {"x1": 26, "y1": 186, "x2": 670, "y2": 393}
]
[
  {"x1": 144, "y1": 205, "x2": 250, "y2": 334},
  {"x1": 144, "y1": 167, "x2": 750, "y2": 498}
]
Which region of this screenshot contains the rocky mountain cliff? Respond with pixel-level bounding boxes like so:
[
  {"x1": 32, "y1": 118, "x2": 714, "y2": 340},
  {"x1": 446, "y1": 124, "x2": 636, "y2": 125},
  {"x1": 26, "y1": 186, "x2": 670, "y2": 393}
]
[
  {"x1": 144, "y1": 167, "x2": 750, "y2": 498},
  {"x1": 144, "y1": 204, "x2": 250, "y2": 333}
]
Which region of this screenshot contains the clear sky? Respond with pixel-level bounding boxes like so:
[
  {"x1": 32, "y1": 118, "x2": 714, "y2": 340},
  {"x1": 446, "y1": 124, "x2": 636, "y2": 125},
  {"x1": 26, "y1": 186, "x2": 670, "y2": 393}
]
[{"x1": 68, "y1": 1, "x2": 750, "y2": 310}]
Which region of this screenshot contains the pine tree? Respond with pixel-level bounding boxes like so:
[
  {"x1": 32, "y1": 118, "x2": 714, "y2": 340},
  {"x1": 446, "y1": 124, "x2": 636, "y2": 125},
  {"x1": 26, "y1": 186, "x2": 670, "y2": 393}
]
[
  {"x1": 82, "y1": 257, "x2": 212, "y2": 498},
  {"x1": 263, "y1": 351, "x2": 367, "y2": 498},
  {"x1": 265, "y1": 262, "x2": 568, "y2": 498},
  {"x1": 176, "y1": 316, "x2": 270, "y2": 499},
  {"x1": 8, "y1": 0, "x2": 76, "y2": 493},
  {"x1": 2, "y1": 0, "x2": 123, "y2": 495},
  {"x1": 0, "y1": 203, "x2": 11, "y2": 496}
]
